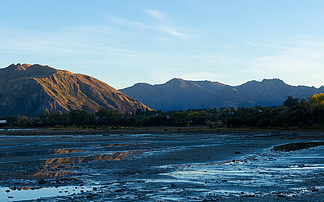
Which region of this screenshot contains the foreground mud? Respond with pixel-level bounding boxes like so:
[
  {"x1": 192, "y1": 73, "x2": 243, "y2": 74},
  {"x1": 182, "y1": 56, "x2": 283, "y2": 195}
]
[{"x1": 0, "y1": 131, "x2": 323, "y2": 201}]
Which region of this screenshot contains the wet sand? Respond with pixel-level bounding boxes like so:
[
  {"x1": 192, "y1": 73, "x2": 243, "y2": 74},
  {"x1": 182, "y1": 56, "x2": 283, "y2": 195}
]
[{"x1": 0, "y1": 130, "x2": 323, "y2": 201}]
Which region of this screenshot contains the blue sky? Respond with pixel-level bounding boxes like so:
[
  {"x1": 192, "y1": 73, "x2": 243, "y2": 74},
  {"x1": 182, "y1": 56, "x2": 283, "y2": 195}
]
[{"x1": 1, "y1": 0, "x2": 324, "y2": 89}]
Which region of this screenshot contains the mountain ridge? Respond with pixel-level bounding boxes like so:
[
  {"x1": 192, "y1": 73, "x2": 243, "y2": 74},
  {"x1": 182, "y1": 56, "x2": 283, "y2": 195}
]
[
  {"x1": 120, "y1": 78, "x2": 324, "y2": 111},
  {"x1": 0, "y1": 64, "x2": 151, "y2": 117}
]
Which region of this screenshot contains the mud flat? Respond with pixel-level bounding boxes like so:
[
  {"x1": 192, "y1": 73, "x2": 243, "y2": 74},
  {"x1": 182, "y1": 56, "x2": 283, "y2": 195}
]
[{"x1": 0, "y1": 130, "x2": 323, "y2": 201}]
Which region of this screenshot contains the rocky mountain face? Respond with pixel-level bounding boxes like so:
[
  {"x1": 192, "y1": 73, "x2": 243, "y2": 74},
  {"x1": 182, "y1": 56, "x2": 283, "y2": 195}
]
[
  {"x1": 0, "y1": 64, "x2": 151, "y2": 117},
  {"x1": 120, "y1": 78, "x2": 324, "y2": 111}
]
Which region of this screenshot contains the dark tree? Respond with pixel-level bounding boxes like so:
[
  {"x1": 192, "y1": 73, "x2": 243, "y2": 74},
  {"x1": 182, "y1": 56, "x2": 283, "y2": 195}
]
[{"x1": 283, "y1": 96, "x2": 300, "y2": 108}]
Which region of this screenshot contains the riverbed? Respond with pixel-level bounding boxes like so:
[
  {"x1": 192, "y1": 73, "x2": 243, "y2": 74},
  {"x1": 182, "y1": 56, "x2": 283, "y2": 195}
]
[{"x1": 0, "y1": 131, "x2": 323, "y2": 201}]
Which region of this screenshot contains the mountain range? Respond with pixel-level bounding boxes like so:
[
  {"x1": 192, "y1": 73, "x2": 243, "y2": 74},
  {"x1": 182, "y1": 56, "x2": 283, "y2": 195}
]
[
  {"x1": 1, "y1": 63, "x2": 323, "y2": 117},
  {"x1": 120, "y1": 78, "x2": 324, "y2": 111},
  {"x1": 0, "y1": 64, "x2": 150, "y2": 117}
]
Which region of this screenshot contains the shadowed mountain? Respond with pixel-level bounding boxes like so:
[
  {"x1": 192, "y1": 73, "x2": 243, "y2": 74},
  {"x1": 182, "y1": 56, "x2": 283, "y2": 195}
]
[
  {"x1": 0, "y1": 64, "x2": 151, "y2": 117},
  {"x1": 120, "y1": 78, "x2": 324, "y2": 111}
]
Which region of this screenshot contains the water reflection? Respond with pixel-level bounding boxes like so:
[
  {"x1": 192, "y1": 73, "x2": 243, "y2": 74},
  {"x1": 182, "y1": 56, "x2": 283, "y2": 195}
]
[
  {"x1": 51, "y1": 148, "x2": 84, "y2": 155},
  {"x1": 34, "y1": 151, "x2": 136, "y2": 178}
]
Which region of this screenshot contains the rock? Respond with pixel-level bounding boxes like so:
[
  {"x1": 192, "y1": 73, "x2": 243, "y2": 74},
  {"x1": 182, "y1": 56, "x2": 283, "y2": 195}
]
[
  {"x1": 37, "y1": 179, "x2": 46, "y2": 184},
  {"x1": 241, "y1": 195, "x2": 255, "y2": 197},
  {"x1": 114, "y1": 189, "x2": 123, "y2": 192}
]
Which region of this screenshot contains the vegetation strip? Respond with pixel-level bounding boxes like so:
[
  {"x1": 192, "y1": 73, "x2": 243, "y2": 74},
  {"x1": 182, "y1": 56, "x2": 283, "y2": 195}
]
[{"x1": 1, "y1": 93, "x2": 324, "y2": 130}]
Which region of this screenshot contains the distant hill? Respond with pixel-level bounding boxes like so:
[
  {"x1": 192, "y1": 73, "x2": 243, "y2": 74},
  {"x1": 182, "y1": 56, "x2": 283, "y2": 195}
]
[
  {"x1": 0, "y1": 64, "x2": 151, "y2": 117},
  {"x1": 120, "y1": 78, "x2": 324, "y2": 111}
]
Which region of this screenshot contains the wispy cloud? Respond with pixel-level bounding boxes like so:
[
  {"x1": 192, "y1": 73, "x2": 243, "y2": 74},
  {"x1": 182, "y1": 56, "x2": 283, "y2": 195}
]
[
  {"x1": 144, "y1": 9, "x2": 165, "y2": 20},
  {"x1": 0, "y1": 25, "x2": 157, "y2": 58},
  {"x1": 108, "y1": 15, "x2": 153, "y2": 29},
  {"x1": 107, "y1": 11, "x2": 190, "y2": 39},
  {"x1": 159, "y1": 26, "x2": 188, "y2": 38}
]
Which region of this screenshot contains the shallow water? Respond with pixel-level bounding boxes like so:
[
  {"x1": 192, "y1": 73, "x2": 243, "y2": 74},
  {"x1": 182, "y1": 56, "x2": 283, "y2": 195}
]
[
  {"x1": 161, "y1": 145, "x2": 324, "y2": 199},
  {"x1": 0, "y1": 185, "x2": 94, "y2": 201}
]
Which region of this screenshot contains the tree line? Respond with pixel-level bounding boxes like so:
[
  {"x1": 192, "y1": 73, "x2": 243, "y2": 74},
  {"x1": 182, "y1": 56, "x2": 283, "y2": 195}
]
[{"x1": 2, "y1": 93, "x2": 324, "y2": 129}]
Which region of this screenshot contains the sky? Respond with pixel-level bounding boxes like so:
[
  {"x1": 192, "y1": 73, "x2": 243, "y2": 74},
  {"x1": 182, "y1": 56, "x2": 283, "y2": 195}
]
[{"x1": 1, "y1": 0, "x2": 324, "y2": 89}]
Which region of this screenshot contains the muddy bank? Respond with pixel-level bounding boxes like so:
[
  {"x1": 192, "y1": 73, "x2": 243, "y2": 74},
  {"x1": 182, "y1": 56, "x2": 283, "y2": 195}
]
[
  {"x1": 0, "y1": 127, "x2": 238, "y2": 136},
  {"x1": 1, "y1": 126, "x2": 324, "y2": 136},
  {"x1": 0, "y1": 131, "x2": 323, "y2": 201},
  {"x1": 274, "y1": 141, "x2": 324, "y2": 152}
]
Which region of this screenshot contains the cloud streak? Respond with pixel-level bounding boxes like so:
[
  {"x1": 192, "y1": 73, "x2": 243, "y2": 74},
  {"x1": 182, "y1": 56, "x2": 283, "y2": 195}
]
[
  {"x1": 159, "y1": 26, "x2": 188, "y2": 38},
  {"x1": 0, "y1": 25, "x2": 159, "y2": 59},
  {"x1": 144, "y1": 9, "x2": 165, "y2": 20},
  {"x1": 108, "y1": 10, "x2": 190, "y2": 39},
  {"x1": 108, "y1": 15, "x2": 153, "y2": 29}
]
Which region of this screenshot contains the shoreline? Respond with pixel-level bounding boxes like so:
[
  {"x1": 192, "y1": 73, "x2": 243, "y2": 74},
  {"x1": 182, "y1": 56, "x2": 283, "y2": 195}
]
[{"x1": 1, "y1": 126, "x2": 324, "y2": 137}]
